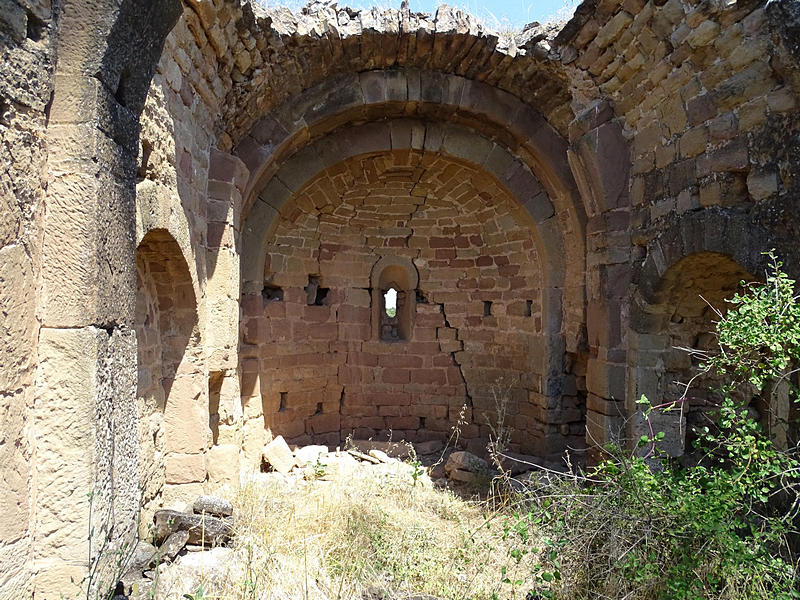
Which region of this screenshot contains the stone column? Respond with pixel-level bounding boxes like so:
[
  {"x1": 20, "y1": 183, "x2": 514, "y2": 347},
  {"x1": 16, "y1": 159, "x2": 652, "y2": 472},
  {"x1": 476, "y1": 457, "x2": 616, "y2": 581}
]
[
  {"x1": 206, "y1": 150, "x2": 250, "y2": 485},
  {"x1": 568, "y1": 101, "x2": 632, "y2": 463},
  {"x1": 33, "y1": 0, "x2": 180, "y2": 596}
]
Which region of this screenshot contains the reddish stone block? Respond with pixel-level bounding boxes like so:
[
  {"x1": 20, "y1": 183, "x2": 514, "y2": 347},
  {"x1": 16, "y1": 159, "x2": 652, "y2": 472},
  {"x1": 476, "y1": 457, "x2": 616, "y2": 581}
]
[
  {"x1": 264, "y1": 301, "x2": 285, "y2": 318},
  {"x1": 338, "y1": 365, "x2": 363, "y2": 385},
  {"x1": 310, "y1": 413, "x2": 340, "y2": 434},
  {"x1": 348, "y1": 352, "x2": 378, "y2": 367},
  {"x1": 241, "y1": 294, "x2": 263, "y2": 318},
  {"x1": 382, "y1": 368, "x2": 410, "y2": 384},
  {"x1": 411, "y1": 368, "x2": 447, "y2": 385},
  {"x1": 432, "y1": 354, "x2": 454, "y2": 367},
  {"x1": 378, "y1": 354, "x2": 423, "y2": 368},
  {"x1": 338, "y1": 323, "x2": 370, "y2": 341},
  {"x1": 338, "y1": 304, "x2": 370, "y2": 323},
  {"x1": 303, "y1": 305, "x2": 331, "y2": 322},
  {"x1": 308, "y1": 322, "x2": 339, "y2": 340},
  {"x1": 430, "y1": 237, "x2": 454, "y2": 248},
  {"x1": 377, "y1": 391, "x2": 411, "y2": 406},
  {"x1": 386, "y1": 416, "x2": 420, "y2": 430}
]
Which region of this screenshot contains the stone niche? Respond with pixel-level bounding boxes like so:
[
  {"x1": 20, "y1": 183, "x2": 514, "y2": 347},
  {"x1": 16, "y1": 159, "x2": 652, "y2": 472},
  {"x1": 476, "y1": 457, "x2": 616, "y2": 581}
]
[
  {"x1": 248, "y1": 149, "x2": 558, "y2": 456},
  {"x1": 135, "y1": 229, "x2": 206, "y2": 520}
]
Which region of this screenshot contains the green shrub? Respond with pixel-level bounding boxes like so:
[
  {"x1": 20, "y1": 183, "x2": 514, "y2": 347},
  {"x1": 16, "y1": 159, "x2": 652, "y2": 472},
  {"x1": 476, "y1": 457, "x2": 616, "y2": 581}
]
[{"x1": 499, "y1": 252, "x2": 800, "y2": 600}]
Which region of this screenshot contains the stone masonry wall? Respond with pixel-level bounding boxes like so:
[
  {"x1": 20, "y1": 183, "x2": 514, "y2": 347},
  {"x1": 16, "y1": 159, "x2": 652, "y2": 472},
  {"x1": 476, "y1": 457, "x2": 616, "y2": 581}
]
[
  {"x1": 1, "y1": 0, "x2": 800, "y2": 594},
  {"x1": 242, "y1": 150, "x2": 564, "y2": 456},
  {"x1": 0, "y1": 1, "x2": 55, "y2": 594},
  {"x1": 557, "y1": 0, "x2": 800, "y2": 455}
]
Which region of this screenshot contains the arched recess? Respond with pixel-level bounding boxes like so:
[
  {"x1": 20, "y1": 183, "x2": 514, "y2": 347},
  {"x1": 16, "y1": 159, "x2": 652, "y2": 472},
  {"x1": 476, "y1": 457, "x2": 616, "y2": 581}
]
[
  {"x1": 235, "y1": 71, "x2": 585, "y2": 328},
  {"x1": 247, "y1": 148, "x2": 566, "y2": 455},
  {"x1": 135, "y1": 229, "x2": 205, "y2": 520},
  {"x1": 628, "y1": 210, "x2": 792, "y2": 455},
  {"x1": 234, "y1": 72, "x2": 586, "y2": 459}
]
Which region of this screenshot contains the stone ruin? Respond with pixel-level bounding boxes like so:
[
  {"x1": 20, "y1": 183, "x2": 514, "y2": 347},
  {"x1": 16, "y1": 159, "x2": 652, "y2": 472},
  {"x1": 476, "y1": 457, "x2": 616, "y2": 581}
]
[{"x1": 1, "y1": 0, "x2": 799, "y2": 596}]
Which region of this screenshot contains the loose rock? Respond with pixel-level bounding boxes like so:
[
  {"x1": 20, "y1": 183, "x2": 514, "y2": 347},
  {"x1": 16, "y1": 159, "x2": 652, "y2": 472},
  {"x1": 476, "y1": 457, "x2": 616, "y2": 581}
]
[
  {"x1": 294, "y1": 444, "x2": 328, "y2": 466},
  {"x1": 445, "y1": 451, "x2": 488, "y2": 475},
  {"x1": 193, "y1": 495, "x2": 233, "y2": 518},
  {"x1": 263, "y1": 435, "x2": 296, "y2": 474},
  {"x1": 158, "y1": 530, "x2": 190, "y2": 562},
  {"x1": 153, "y1": 510, "x2": 233, "y2": 546}
]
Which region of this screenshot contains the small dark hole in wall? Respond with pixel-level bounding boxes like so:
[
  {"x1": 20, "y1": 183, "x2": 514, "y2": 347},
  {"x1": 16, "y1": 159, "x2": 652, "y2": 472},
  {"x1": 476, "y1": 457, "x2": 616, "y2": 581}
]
[
  {"x1": 315, "y1": 287, "x2": 329, "y2": 306},
  {"x1": 279, "y1": 391, "x2": 287, "y2": 412},
  {"x1": 420, "y1": 417, "x2": 426, "y2": 428},
  {"x1": 262, "y1": 283, "x2": 284, "y2": 303},
  {"x1": 209, "y1": 371, "x2": 223, "y2": 446},
  {"x1": 137, "y1": 139, "x2": 153, "y2": 180},
  {"x1": 315, "y1": 402, "x2": 323, "y2": 415},
  {"x1": 115, "y1": 65, "x2": 132, "y2": 107},
  {"x1": 416, "y1": 289, "x2": 429, "y2": 304},
  {"x1": 0, "y1": 98, "x2": 9, "y2": 127},
  {"x1": 525, "y1": 300, "x2": 533, "y2": 317},
  {"x1": 26, "y1": 11, "x2": 45, "y2": 42},
  {"x1": 305, "y1": 275, "x2": 329, "y2": 306},
  {"x1": 483, "y1": 301, "x2": 493, "y2": 317}
]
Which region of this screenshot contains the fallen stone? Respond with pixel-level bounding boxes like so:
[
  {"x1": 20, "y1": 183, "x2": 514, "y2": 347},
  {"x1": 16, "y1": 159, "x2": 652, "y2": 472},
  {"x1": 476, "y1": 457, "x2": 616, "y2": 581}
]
[
  {"x1": 154, "y1": 547, "x2": 237, "y2": 597},
  {"x1": 193, "y1": 495, "x2": 233, "y2": 518},
  {"x1": 158, "y1": 530, "x2": 189, "y2": 562},
  {"x1": 294, "y1": 444, "x2": 328, "y2": 466},
  {"x1": 447, "y1": 468, "x2": 478, "y2": 483},
  {"x1": 349, "y1": 439, "x2": 411, "y2": 458},
  {"x1": 348, "y1": 448, "x2": 381, "y2": 463},
  {"x1": 153, "y1": 510, "x2": 233, "y2": 546},
  {"x1": 126, "y1": 540, "x2": 158, "y2": 573},
  {"x1": 445, "y1": 451, "x2": 488, "y2": 475},
  {"x1": 263, "y1": 435, "x2": 296, "y2": 474},
  {"x1": 428, "y1": 462, "x2": 446, "y2": 480},
  {"x1": 368, "y1": 449, "x2": 394, "y2": 463}
]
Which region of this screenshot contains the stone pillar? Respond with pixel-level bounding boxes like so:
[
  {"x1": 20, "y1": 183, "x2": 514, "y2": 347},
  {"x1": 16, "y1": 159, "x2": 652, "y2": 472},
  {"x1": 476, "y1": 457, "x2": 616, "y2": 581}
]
[
  {"x1": 206, "y1": 150, "x2": 251, "y2": 484},
  {"x1": 568, "y1": 101, "x2": 632, "y2": 463},
  {"x1": 33, "y1": 0, "x2": 181, "y2": 596}
]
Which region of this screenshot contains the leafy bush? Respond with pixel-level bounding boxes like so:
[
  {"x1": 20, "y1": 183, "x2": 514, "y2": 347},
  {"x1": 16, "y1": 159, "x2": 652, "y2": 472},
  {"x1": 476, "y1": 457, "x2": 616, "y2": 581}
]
[{"x1": 499, "y1": 252, "x2": 800, "y2": 600}]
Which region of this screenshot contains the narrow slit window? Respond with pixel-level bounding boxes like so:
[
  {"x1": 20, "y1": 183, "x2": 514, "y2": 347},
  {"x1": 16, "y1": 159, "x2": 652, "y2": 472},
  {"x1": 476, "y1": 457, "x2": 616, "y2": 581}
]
[
  {"x1": 384, "y1": 288, "x2": 398, "y2": 317},
  {"x1": 371, "y1": 258, "x2": 418, "y2": 343}
]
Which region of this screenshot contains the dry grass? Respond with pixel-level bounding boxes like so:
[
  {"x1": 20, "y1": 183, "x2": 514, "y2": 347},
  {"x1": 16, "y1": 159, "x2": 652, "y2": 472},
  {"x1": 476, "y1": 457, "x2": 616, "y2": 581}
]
[
  {"x1": 155, "y1": 458, "x2": 540, "y2": 600},
  {"x1": 223, "y1": 463, "x2": 511, "y2": 600}
]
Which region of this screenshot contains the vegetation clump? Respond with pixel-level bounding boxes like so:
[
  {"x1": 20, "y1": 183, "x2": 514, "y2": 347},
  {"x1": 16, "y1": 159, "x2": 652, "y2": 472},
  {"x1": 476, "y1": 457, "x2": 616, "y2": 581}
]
[{"x1": 497, "y1": 252, "x2": 800, "y2": 600}]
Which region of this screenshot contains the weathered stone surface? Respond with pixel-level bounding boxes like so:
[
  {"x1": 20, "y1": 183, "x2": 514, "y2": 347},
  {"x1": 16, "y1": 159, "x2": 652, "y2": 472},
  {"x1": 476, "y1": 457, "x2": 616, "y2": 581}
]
[
  {"x1": 193, "y1": 496, "x2": 234, "y2": 518},
  {"x1": 158, "y1": 530, "x2": 190, "y2": 562},
  {"x1": 294, "y1": 445, "x2": 329, "y2": 466},
  {"x1": 154, "y1": 547, "x2": 237, "y2": 597},
  {"x1": 3, "y1": 0, "x2": 800, "y2": 592},
  {"x1": 262, "y1": 435, "x2": 296, "y2": 474},
  {"x1": 153, "y1": 510, "x2": 233, "y2": 546},
  {"x1": 445, "y1": 451, "x2": 488, "y2": 475},
  {"x1": 126, "y1": 540, "x2": 158, "y2": 574},
  {"x1": 368, "y1": 449, "x2": 395, "y2": 463}
]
